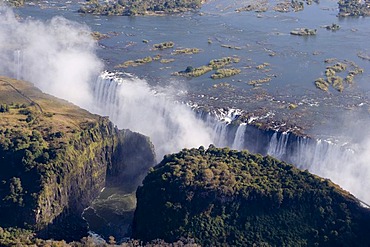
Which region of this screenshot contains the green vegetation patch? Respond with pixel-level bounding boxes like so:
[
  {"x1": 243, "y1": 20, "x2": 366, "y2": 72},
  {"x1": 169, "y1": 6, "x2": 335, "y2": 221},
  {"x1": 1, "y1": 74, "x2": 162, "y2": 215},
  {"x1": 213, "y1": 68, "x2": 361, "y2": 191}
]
[
  {"x1": 338, "y1": 0, "x2": 370, "y2": 17},
  {"x1": 255, "y1": 62, "x2": 270, "y2": 70},
  {"x1": 0, "y1": 226, "x2": 200, "y2": 246},
  {"x1": 173, "y1": 65, "x2": 212, "y2": 77},
  {"x1": 314, "y1": 78, "x2": 329, "y2": 91},
  {"x1": 79, "y1": 0, "x2": 203, "y2": 16},
  {"x1": 209, "y1": 57, "x2": 240, "y2": 69},
  {"x1": 3, "y1": 0, "x2": 25, "y2": 7},
  {"x1": 235, "y1": 4, "x2": 260, "y2": 12},
  {"x1": 211, "y1": 68, "x2": 241, "y2": 79},
  {"x1": 153, "y1": 42, "x2": 174, "y2": 50},
  {"x1": 115, "y1": 56, "x2": 153, "y2": 68},
  {"x1": 160, "y1": 59, "x2": 175, "y2": 64},
  {"x1": 172, "y1": 48, "x2": 201, "y2": 55},
  {"x1": 274, "y1": 0, "x2": 304, "y2": 12},
  {"x1": 91, "y1": 31, "x2": 109, "y2": 41},
  {"x1": 174, "y1": 57, "x2": 240, "y2": 78},
  {"x1": 248, "y1": 77, "x2": 272, "y2": 86},
  {"x1": 0, "y1": 77, "x2": 119, "y2": 235},
  {"x1": 327, "y1": 76, "x2": 344, "y2": 92},
  {"x1": 314, "y1": 59, "x2": 363, "y2": 92},
  {"x1": 133, "y1": 146, "x2": 370, "y2": 246}
]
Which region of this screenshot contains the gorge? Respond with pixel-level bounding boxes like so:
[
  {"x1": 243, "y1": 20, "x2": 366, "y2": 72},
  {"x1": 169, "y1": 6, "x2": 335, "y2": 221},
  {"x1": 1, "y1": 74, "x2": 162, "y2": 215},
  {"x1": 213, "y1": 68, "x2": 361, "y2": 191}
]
[
  {"x1": 1, "y1": 0, "x2": 370, "y2": 244},
  {"x1": 0, "y1": 76, "x2": 156, "y2": 241},
  {"x1": 92, "y1": 70, "x2": 370, "y2": 204}
]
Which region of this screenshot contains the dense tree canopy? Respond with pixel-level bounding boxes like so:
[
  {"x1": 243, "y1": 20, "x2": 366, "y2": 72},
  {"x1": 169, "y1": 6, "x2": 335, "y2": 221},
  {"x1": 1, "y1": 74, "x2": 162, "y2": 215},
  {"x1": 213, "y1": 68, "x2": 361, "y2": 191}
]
[
  {"x1": 79, "y1": 0, "x2": 202, "y2": 16},
  {"x1": 133, "y1": 146, "x2": 370, "y2": 246}
]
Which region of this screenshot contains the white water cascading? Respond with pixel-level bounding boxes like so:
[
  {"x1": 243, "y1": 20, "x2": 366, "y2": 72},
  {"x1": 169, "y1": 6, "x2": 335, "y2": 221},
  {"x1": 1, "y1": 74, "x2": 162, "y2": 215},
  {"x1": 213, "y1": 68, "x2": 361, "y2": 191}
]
[
  {"x1": 92, "y1": 73, "x2": 370, "y2": 203},
  {"x1": 8, "y1": 50, "x2": 370, "y2": 203},
  {"x1": 93, "y1": 72, "x2": 216, "y2": 159},
  {"x1": 11, "y1": 54, "x2": 370, "y2": 204},
  {"x1": 92, "y1": 73, "x2": 351, "y2": 162},
  {"x1": 267, "y1": 132, "x2": 289, "y2": 160},
  {"x1": 1, "y1": 6, "x2": 369, "y2": 204},
  {"x1": 231, "y1": 123, "x2": 247, "y2": 150},
  {"x1": 261, "y1": 130, "x2": 370, "y2": 203},
  {"x1": 196, "y1": 108, "x2": 242, "y2": 148}
]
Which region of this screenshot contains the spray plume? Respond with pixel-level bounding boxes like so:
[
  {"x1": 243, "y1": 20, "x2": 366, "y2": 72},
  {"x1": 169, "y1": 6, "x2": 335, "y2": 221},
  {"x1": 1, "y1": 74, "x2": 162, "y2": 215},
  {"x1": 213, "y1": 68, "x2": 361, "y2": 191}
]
[
  {"x1": 0, "y1": 6, "x2": 369, "y2": 204},
  {"x1": 0, "y1": 6, "x2": 102, "y2": 109}
]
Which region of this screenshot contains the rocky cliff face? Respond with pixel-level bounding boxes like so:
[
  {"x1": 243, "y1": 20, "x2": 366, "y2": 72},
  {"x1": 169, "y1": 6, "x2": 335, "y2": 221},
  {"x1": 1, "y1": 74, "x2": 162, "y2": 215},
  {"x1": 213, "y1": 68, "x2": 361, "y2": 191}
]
[
  {"x1": 34, "y1": 118, "x2": 119, "y2": 240},
  {"x1": 0, "y1": 77, "x2": 155, "y2": 240},
  {"x1": 108, "y1": 129, "x2": 156, "y2": 193}
]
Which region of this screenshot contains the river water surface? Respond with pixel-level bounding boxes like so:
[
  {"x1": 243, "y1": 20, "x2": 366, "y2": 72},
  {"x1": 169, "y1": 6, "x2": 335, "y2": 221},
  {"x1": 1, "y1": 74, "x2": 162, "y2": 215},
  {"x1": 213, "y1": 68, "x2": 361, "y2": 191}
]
[
  {"x1": 15, "y1": 0, "x2": 370, "y2": 138},
  {"x1": 6, "y1": 0, "x2": 370, "y2": 204}
]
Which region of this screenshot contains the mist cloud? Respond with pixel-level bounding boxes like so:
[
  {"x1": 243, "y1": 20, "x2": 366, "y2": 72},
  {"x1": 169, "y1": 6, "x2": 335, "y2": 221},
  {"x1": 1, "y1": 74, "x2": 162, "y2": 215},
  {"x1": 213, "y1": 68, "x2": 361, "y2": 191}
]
[
  {"x1": 94, "y1": 73, "x2": 214, "y2": 159},
  {"x1": 0, "y1": 6, "x2": 102, "y2": 109},
  {"x1": 305, "y1": 115, "x2": 370, "y2": 204},
  {"x1": 1, "y1": 6, "x2": 369, "y2": 205}
]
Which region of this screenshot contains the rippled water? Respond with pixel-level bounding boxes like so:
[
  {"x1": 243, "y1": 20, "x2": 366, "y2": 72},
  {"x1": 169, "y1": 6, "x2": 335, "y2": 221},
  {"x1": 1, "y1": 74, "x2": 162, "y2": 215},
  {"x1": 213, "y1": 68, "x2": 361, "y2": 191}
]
[
  {"x1": 9, "y1": 0, "x2": 370, "y2": 216},
  {"x1": 14, "y1": 0, "x2": 370, "y2": 138}
]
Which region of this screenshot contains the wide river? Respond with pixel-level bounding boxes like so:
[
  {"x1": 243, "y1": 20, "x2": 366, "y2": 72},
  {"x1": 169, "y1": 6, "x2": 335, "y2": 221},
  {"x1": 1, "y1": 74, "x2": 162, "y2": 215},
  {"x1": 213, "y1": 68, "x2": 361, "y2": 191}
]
[
  {"x1": 14, "y1": 0, "x2": 370, "y2": 140},
  {"x1": 6, "y1": 0, "x2": 370, "y2": 227}
]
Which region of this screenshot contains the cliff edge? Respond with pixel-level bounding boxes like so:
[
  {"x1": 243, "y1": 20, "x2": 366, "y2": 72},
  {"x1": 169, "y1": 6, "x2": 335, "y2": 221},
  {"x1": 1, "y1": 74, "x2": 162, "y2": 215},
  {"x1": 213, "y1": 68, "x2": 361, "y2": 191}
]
[{"x1": 0, "y1": 76, "x2": 155, "y2": 240}]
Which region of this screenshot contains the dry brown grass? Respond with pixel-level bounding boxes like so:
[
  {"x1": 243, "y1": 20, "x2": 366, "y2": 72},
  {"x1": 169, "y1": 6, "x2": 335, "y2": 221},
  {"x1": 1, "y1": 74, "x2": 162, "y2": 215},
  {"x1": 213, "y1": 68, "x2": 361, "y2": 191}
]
[{"x1": 0, "y1": 76, "x2": 100, "y2": 140}]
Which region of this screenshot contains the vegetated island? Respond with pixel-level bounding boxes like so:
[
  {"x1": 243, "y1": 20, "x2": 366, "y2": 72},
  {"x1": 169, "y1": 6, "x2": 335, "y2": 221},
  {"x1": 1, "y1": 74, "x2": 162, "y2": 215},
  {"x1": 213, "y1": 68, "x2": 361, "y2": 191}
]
[
  {"x1": 236, "y1": 0, "x2": 319, "y2": 13},
  {"x1": 78, "y1": 0, "x2": 203, "y2": 16},
  {"x1": 133, "y1": 146, "x2": 370, "y2": 246},
  {"x1": 314, "y1": 59, "x2": 364, "y2": 92},
  {"x1": 323, "y1": 23, "x2": 341, "y2": 31},
  {"x1": 173, "y1": 56, "x2": 240, "y2": 78},
  {"x1": 2, "y1": 0, "x2": 25, "y2": 7},
  {"x1": 338, "y1": 0, "x2": 370, "y2": 17},
  {"x1": 290, "y1": 28, "x2": 317, "y2": 36},
  {"x1": 114, "y1": 44, "x2": 201, "y2": 68}
]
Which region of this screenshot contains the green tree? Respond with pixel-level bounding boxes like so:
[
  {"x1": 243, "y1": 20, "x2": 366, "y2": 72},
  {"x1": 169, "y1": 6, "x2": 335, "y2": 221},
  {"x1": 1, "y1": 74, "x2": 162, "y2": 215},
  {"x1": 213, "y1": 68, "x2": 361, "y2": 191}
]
[{"x1": 4, "y1": 177, "x2": 24, "y2": 206}]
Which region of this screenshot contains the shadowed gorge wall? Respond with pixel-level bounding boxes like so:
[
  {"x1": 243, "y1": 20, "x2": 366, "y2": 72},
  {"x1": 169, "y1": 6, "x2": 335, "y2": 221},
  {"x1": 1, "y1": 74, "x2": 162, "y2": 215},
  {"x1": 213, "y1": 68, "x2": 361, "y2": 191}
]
[
  {"x1": 107, "y1": 129, "x2": 156, "y2": 193},
  {"x1": 0, "y1": 77, "x2": 155, "y2": 241}
]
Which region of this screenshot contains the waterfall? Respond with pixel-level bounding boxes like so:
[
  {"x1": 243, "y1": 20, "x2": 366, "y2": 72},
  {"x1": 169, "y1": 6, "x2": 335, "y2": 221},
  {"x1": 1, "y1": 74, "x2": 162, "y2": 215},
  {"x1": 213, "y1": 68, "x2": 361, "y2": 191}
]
[
  {"x1": 91, "y1": 72, "x2": 362, "y2": 180},
  {"x1": 194, "y1": 105, "x2": 369, "y2": 203},
  {"x1": 92, "y1": 72, "x2": 215, "y2": 159},
  {"x1": 275, "y1": 134, "x2": 370, "y2": 202},
  {"x1": 91, "y1": 72, "x2": 258, "y2": 159},
  {"x1": 199, "y1": 112, "x2": 229, "y2": 148},
  {"x1": 231, "y1": 124, "x2": 246, "y2": 150},
  {"x1": 93, "y1": 72, "x2": 121, "y2": 120},
  {"x1": 93, "y1": 72, "x2": 356, "y2": 174},
  {"x1": 267, "y1": 132, "x2": 289, "y2": 160},
  {"x1": 212, "y1": 122, "x2": 229, "y2": 147},
  {"x1": 1, "y1": 8, "x2": 369, "y2": 204},
  {"x1": 285, "y1": 137, "x2": 354, "y2": 171}
]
